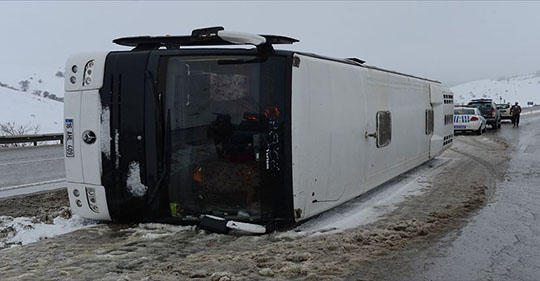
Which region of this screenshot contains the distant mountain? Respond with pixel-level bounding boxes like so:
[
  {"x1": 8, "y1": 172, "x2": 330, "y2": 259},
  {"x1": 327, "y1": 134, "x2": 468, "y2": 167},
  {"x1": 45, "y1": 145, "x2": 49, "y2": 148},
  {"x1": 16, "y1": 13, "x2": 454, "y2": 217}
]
[
  {"x1": 0, "y1": 65, "x2": 64, "y2": 134},
  {"x1": 451, "y1": 72, "x2": 540, "y2": 106}
]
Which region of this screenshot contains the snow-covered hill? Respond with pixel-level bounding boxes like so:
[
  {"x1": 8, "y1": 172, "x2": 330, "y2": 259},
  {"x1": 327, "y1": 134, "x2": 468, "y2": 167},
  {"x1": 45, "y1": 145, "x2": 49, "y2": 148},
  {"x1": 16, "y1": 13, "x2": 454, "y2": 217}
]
[
  {"x1": 0, "y1": 64, "x2": 64, "y2": 134},
  {"x1": 451, "y1": 72, "x2": 540, "y2": 106},
  {"x1": 0, "y1": 64, "x2": 64, "y2": 100},
  {"x1": 0, "y1": 86, "x2": 63, "y2": 134}
]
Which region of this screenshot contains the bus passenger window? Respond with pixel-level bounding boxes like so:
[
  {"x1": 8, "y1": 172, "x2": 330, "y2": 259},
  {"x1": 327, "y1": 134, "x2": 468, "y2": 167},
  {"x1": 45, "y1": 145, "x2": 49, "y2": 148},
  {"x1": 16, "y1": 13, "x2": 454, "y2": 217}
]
[
  {"x1": 376, "y1": 111, "x2": 391, "y2": 148},
  {"x1": 425, "y1": 109, "x2": 434, "y2": 134}
]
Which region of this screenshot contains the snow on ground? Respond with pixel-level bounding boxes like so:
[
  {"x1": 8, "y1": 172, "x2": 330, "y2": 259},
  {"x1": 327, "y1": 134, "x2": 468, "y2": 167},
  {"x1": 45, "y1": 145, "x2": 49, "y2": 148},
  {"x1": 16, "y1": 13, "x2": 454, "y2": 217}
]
[
  {"x1": 124, "y1": 223, "x2": 195, "y2": 240},
  {"x1": 0, "y1": 64, "x2": 64, "y2": 98},
  {"x1": 0, "y1": 215, "x2": 95, "y2": 249},
  {"x1": 0, "y1": 64, "x2": 64, "y2": 134},
  {"x1": 289, "y1": 156, "x2": 452, "y2": 236},
  {"x1": 451, "y1": 72, "x2": 540, "y2": 106},
  {"x1": 0, "y1": 86, "x2": 63, "y2": 134}
]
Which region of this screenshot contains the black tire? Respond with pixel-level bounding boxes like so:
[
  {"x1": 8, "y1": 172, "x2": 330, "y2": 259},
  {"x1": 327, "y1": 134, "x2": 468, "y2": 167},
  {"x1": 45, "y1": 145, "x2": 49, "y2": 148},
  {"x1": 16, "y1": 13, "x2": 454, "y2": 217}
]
[
  {"x1": 476, "y1": 127, "x2": 482, "y2": 135},
  {"x1": 492, "y1": 123, "x2": 498, "y2": 130},
  {"x1": 497, "y1": 120, "x2": 502, "y2": 128}
]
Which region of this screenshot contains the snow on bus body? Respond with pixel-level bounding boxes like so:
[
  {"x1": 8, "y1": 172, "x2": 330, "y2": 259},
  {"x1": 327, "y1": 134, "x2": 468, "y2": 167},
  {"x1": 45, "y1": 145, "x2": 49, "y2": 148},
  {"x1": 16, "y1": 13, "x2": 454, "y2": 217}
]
[
  {"x1": 453, "y1": 106, "x2": 486, "y2": 135},
  {"x1": 64, "y1": 52, "x2": 147, "y2": 220},
  {"x1": 63, "y1": 27, "x2": 454, "y2": 232}
]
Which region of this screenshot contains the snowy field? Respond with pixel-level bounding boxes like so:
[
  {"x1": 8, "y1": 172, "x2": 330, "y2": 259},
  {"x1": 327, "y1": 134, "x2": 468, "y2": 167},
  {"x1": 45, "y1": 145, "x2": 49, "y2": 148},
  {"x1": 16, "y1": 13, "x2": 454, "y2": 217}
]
[
  {"x1": 0, "y1": 86, "x2": 63, "y2": 134},
  {"x1": 0, "y1": 64, "x2": 64, "y2": 134},
  {"x1": 451, "y1": 72, "x2": 540, "y2": 106},
  {"x1": 0, "y1": 64, "x2": 64, "y2": 99}
]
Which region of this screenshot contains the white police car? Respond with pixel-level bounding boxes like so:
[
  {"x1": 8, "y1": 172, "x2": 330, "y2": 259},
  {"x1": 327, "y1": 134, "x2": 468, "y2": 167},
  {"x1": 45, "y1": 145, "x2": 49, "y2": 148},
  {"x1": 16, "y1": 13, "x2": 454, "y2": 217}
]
[{"x1": 454, "y1": 106, "x2": 487, "y2": 135}]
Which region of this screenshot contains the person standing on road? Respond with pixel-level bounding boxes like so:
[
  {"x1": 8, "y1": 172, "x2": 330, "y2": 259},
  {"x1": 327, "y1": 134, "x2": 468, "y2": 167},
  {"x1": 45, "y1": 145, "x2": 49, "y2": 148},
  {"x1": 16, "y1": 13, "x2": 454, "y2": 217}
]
[{"x1": 510, "y1": 102, "x2": 522, "y2": 127}]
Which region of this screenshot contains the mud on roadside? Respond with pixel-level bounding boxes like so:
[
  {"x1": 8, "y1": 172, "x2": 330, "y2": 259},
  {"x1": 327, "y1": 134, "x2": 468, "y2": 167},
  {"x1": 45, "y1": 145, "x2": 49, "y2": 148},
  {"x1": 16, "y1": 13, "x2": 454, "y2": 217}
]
[
  {"x1": 0, "y1": 189, "x2": 70, "y2": 223},
  {"x1": 0, "y1": 134, "x2": 509, "y2": 281},
  {"x1": 141, "y1": 134, "x2": 509, "y2": 281},
  {"x1": 0, "y1": 189, "x2": 71, "y2": 249}
]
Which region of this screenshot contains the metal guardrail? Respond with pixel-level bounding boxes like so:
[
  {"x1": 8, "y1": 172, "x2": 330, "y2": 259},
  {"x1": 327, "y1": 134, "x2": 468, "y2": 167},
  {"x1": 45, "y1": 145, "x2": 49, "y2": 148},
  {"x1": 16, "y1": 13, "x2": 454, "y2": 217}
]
[{"x1": 0, "y1": 133, "x2": 63, "y2": 146}]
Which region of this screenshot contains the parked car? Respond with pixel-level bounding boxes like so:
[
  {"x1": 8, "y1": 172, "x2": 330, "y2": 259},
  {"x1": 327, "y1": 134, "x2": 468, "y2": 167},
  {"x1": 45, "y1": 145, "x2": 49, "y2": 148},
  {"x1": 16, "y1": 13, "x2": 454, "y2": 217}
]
[
  {"x1": 496, "y1": 103, "x2": 512, "y2": 120},
  {"x1": 467, "y1": 99, "x2": 501, "y2": 129},
  {"x1": 454, "y1": 106, "x2": 487, "y2": 135}
]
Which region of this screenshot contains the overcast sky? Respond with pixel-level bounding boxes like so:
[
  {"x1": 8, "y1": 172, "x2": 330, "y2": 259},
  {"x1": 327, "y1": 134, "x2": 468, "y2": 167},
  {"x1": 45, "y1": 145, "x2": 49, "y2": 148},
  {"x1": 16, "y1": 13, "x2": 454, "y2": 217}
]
[{"x1": 1, "y1": 1, "x2": 540, "y2": 86}]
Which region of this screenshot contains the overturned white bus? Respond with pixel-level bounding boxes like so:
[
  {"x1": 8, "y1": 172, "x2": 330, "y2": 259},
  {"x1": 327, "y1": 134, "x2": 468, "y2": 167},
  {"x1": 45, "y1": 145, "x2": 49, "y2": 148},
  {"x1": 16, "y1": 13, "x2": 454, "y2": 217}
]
[{"x1": 64, "y1": 27, "x2": 454, "y2": 233}]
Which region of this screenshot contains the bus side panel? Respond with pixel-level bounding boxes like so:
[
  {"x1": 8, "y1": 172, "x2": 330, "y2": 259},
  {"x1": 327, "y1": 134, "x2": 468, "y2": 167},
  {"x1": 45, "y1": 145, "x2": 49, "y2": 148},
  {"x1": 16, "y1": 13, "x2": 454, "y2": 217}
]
[
  {"x1": 291, "y1": 54, "x2": 367, "y2": 221},
  {"x1": 362, "y1": 69, "x2": 432, "y2": 192}
]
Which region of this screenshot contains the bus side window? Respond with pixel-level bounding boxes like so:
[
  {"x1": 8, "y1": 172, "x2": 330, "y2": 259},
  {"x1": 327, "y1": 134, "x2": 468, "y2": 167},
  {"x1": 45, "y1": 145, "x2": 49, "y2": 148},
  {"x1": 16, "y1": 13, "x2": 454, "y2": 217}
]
[
  {"x1": 376, "y1": 111, "x2": 391, "y2": 148},
  {"x1": 425, "y1": 109, "x2": 434, "y2": 134}
]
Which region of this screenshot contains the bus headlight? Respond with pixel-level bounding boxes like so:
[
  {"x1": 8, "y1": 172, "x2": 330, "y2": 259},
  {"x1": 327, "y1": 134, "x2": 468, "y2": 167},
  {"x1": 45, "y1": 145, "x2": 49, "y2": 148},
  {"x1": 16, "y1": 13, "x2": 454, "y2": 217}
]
[
  {"x1": 83, "y1": 59, "x2": 95, "y2": 86},
  {"x1": 86, "y1": 187, "x2": 99, "y2": 213}
]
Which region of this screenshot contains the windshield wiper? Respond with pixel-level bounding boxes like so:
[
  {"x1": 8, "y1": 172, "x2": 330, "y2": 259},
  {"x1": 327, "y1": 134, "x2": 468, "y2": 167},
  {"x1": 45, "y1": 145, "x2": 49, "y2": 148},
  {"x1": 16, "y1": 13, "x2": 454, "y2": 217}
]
[
  {"x1": 145, "y1": 68, "x2": 171, "y2": 208},
  {"x1": 148, "y1": 110, "x2": 171, "y2": 206}
]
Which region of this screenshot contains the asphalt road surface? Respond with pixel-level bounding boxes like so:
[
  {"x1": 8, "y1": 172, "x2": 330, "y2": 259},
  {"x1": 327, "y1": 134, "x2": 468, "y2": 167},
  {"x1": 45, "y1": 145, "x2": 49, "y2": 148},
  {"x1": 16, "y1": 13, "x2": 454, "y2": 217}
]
[
  {"x1": 408, "y1": 114, "x2": 540, "y2": 280},
  {"x1": 0, "y1": 144, "x2": 65, "y2": 197}
]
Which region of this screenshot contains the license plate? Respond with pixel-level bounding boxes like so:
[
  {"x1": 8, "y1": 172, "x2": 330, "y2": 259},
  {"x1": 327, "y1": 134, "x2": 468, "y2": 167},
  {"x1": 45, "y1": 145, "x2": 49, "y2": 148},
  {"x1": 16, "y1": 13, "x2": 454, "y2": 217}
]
[
  {"x1": 454, "y1": 125, "x2": 466, "y2": 129},
  {"x1": 65, "y1": 118, "x2": 75, "y2": 157}
]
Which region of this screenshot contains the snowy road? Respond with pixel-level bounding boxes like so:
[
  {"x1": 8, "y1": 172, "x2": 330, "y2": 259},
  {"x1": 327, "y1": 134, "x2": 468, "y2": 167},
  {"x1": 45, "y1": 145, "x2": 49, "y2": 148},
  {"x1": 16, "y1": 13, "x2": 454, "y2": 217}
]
[
  {"x1": 405, "y1": 113, "x2": 540, "y2": 280},
  {"x1": 0, "y1": 144, "x2": 65, "y2": 198},
  {"x1": 344, "y1": 112, "x2": 540, "y2": 281}
]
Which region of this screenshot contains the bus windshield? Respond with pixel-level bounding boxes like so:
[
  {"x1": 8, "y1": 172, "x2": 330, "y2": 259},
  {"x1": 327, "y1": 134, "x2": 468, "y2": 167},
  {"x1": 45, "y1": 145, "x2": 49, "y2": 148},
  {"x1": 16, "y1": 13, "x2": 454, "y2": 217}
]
[{"x1": 162, "y1": 55, "x2": 285, "y2": 221}]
